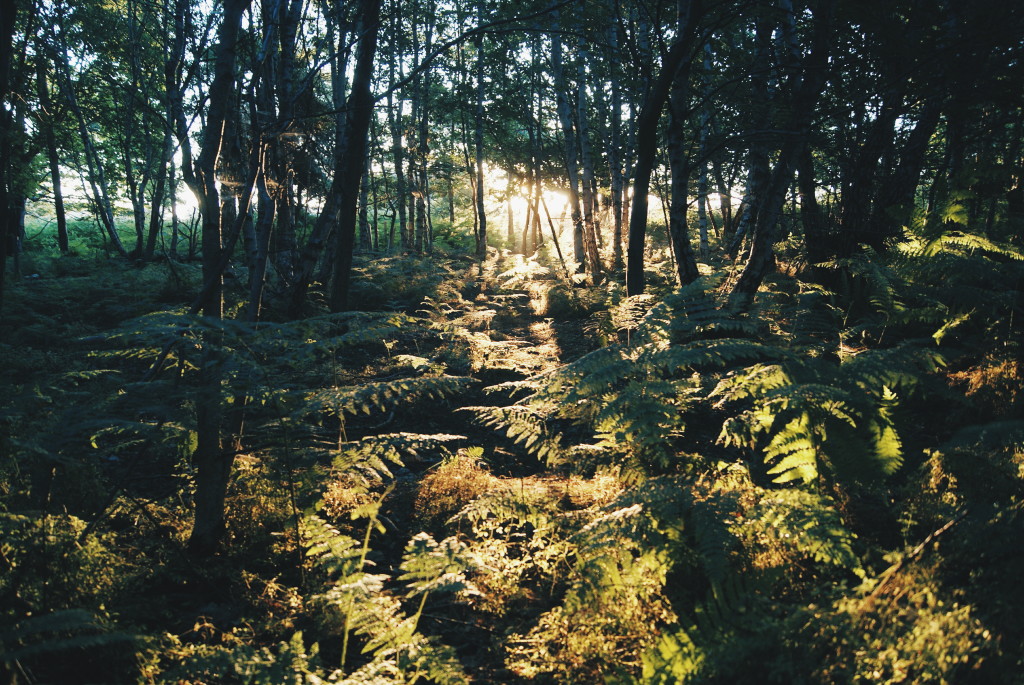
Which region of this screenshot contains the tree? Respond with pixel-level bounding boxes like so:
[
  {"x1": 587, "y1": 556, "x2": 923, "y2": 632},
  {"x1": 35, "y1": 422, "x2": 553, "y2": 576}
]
[
  {"x1": 185, "y1": 0, "x2": 254, "y2": 555},
  {"x1": 329, "y1": 0, "x2": 382, "y2": 311},
  {"x1": 625, "y1": 0, "x2": 703, "y2": 296},
  {"x1": 0, "y1": 0, "x2": 17, "y2": 312}
]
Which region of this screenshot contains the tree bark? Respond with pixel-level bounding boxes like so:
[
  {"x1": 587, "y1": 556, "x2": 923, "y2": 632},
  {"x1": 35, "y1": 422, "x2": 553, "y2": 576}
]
[
  {"x1": 472, "y1": 21, "x2": 487, "y2": 258},
  {"x1": 35, "y1": 54, "x2": 68, "y2": 255},
  {"x1": 607, "y1": 21, "x2": 625, "y2": 272},
  {"x1": 0, "y1": 0, "x2": 15, "y2": 311},
  {"x1": 329, "y1": 0, "x2": 382, "y2": 311},
  {"x1": 187, "y1": 0, "x2": 252, "y2": 556},
  {"x1": 665, "y1": 0, "x2": 700, "y2": 287},
  {"x1": 625, "y1": 0, "x2": 703, "y2": 296},
  {"x1": 576, "y1": 36, "x2": 603, "y2": 282},
  {"x1": 731, "y1": 0, "x2": 835, "y2": 300},
  {"x1": 550, "y1": 26, "x2": 585, "y2": 268}
]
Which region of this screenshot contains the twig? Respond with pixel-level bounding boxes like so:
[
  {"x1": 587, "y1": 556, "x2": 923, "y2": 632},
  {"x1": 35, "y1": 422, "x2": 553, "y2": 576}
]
[{"x1": 862, "y1": 506, "x2": 968, "y2": 609}]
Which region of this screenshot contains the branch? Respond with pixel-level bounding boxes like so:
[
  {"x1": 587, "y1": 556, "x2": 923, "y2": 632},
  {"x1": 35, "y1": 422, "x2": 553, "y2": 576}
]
[{"x1": 861, "y1": 506, "x2": 968, "y2": 610}]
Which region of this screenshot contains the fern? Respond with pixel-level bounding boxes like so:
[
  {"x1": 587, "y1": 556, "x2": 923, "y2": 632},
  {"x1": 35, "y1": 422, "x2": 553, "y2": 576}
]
[
  {"x1": 398, "y1": 533, "x2": 482, "y2": 600},
  {"x1": 0, "y1": 610, "x2": 135, "y2": 664},
  {"x1": 464, "y1": 404, "x2": 564, "y2": 463},
  {"x1": 715, "y1": 344, "x2": 942, "y2": 485},
  {"x1": 637, "y1": 571, "x2": 780, "y2": 685},
  {"x1": 302, "y1": 487, "x2": 470, "y2": 684},
  {"x1": 159, "y1": 632, "x2": 326, "y2": 685},
  {"x1": 301, "y1": 376, "x2": 473, "y2": 420}
]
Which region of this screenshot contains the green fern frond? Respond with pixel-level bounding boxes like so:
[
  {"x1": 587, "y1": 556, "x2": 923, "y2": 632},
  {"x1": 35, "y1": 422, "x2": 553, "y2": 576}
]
[
  {"x1": 638, "y1": 571, "x2": 777, "y2": 685},
  {"x1": 640, "y1": 339, "x2": 784, "y2": 374},
  {"x1": 819, "y1": 249, "x2": 904, "y2": 317},
  {"x1": 398, "y1": 533, "x2": 481, "y2": 598},
  {"x1": 714, "y1": 344, "x2": 927, "y2": 484},
  {"x1": 921, "y1": 230, "x2": 1024, "y2": 260},
  {"x1": 687, "y1": 492, "x2": 744, "y2": 584},
  {"x1": 302, "y1": 376, "x2": 473, "y2": 419},
  {"x1": 0, "y1": 610, "x2": 135, "y2": 665},
  {"x1": 462, "y1": 405, "x2": 563, "y2": 463},
  {"x1": 744, "y1": 489, "x2": 862, "y2": 574},
  {"x1": 455, "y1": 486, "x2": 565, "y2": 541},
  {"x1": 301, "y1": 514, "x2": 363, "y2": 578},
  {"x1": 840, "y1": 344, "x2": 945, "y2": 395},
  {"x1": 762, "y1": 413, "x2": 819, "y2": 483},
  {"x1": 711, "y1": 363, "x2": 794, "y2": 406}
]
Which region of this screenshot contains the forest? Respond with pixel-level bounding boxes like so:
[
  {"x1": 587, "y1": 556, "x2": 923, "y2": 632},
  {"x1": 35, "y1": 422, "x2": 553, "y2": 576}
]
[{"x1": 0, "y1": 0, "x2": 1023, "y2": 682}]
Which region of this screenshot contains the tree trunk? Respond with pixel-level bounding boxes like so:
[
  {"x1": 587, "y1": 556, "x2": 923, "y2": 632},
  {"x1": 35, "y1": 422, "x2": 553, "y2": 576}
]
[
  {"x1": 625, "y1": 0, "x2": 703, "y2": 296},
  {"x1": 550, "y1": 26, "x2": 585, "y2": 268},
  {"x1": 388, "y1": 0, "x2": 409, "y2": 250},
  {"x1": 665, "y1": 0, "x2": 700, "y2": 287},
  {"x1": 576, "y1": 37, "x2": 603, "y2": 282},
  {"x1": 35, "y1": 55, "x2": 68, "y2": 255},
  {"x1": 797, "y1": 147, "x2": 829, "y2": 265},
  {"x1": 52, "y1": 35, "x2": 128, "y2": 257},
  {"x1": 329, "y1": 0, "x2": 381, "y2": 311},
  {"x1": 359, "y1": 156, "x2": 373, "y2": 250},
  {"x1": 0, "y1": 0, "x2": 15, "y2": 311},
  {"x1": 868, "y1": 100, "x2": 943, "y2": 246},
  {"x1": 288, "y1": 7, "x2": 351, "y2": 315},
  {"x1": 606, "y1": 22, "x2": 625, "y2": 273},
  {"x1": 731, "y1": 0, "x2": 835, "y2": 300},
  {"x1": 473, "y1": 24, "x2": 487, "y2": 258},
  {"x1": 187, "y1": 0, "x2": 252, "y2": 556}
]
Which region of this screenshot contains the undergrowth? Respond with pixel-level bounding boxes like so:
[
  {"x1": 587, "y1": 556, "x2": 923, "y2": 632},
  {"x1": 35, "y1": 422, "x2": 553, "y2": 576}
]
[{"x1": 1, "y1": 219, "x2": 1023, "y2": 683}]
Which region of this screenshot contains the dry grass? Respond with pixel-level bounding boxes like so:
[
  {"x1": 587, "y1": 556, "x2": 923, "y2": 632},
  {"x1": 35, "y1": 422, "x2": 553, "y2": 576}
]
[
  {"x1": 949, "y1": 358, "x2": 1023, "y2": 416},
  {"x1": 414, "y1": 450, "x2": 502, "y2": 530}
]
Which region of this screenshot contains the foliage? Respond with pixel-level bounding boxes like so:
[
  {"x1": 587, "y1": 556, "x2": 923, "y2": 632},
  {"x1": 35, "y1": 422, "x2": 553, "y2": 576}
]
[
  {"x1": 714, "y1": 343, "x2": 944, "y2": 485},
  {"x1": 3, "y1": 195, "x2": 1024, "y2": 684}
]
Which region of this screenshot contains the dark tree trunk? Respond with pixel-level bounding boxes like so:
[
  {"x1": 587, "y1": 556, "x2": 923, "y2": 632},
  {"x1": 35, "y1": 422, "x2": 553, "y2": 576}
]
[
  {"x1": 607, "y1": 22, "x2": 625, "y2": 272},
  {"x1": 359, "y1": 156, "x2": 373, "y2": 250},
  {"x1": 473, "y1": 25, "x2": 487, "y2": 258},
  {"x1": 797, "y1": 147, "x2": 829, "y2": 265},
  {"x1": 625, "y1": 0, "x2": 703, "y2": 296},
  {"x1": 550, "y1": 26, "x2": 585, "y2": 267},
  {"x1": 665, "y1": 0, "x2": 700, "y2": 287},
  {"x1": 868, "y1": 101, "x2": 943, "y2": 246},
  {"x1": 329, "y1": 0, "x2": 381, "y2": 311},
  {"x1": 187, "y1": 0, "x2": 252, "y2": 556},
  {"x1": 576, "y1": 36, "x2": 602, "y2": 282},
  {"x1": 731, "y1": 0, "x2": 835, "y2": 301},
  {"x1": 288, "y1": 7, "x2": 350, "y2": 315},
  {"x1": 35, "y1": 55, "x2": 68, "y2": 255},
  {"x1": 0, "y1": 0, "x2": 14, "y2": 310}
]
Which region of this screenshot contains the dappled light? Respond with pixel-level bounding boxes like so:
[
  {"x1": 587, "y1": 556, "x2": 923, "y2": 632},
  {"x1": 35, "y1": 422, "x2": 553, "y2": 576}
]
[{"x1": 1, "y1": 0, "x2": 1023, "y2": 682}]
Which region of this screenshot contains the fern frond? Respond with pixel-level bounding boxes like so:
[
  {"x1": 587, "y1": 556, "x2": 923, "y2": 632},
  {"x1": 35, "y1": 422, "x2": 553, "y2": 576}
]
[
  {"x1": 711, "y1": 363, "x2": 794, "y2": 405},
  {"x1": 840, "y1": 344, "x2": 945, "y2": 395},
  {"x1": 744, "y1": 489, "x2": 862, "y2": 574},
  {"x1": 640, "y1": 339, "x2": 784, "y2": 373},
  {"x1": 0, "y1": 610, "x2": 135, "y2": 664},
  {"x1": 398, "y1": 533, "x2": 481, "y2": 598},
  {"x1": 301, "y1": 514, "x2": 364, "y2": 578},
  {"x1": 462, "y1": 405, "x2": 563, "y2": 463},
  {"x1": 639, "y1": 571, "x2": 776, "y2": 685},
  {"x1": 302, "y1": 376, "x2": 473, "y2": 419},
  {"x1": 763, "y1": 413, "x2": 819, "y2": 483}
]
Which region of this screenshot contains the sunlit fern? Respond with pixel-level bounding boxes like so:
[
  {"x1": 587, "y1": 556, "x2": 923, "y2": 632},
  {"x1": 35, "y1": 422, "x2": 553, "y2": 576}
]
[{"x1": 714, "y1": 344, "x2": 944, "y2": 484}]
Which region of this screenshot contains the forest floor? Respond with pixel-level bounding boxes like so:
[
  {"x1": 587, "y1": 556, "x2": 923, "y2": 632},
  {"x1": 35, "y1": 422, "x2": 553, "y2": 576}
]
[
  {"x1": 4, "y1": 244, "x2": 1022, "y2": 684},
  {"x1": 350, "y1": 251, "x2": 613, "y2": 680}
]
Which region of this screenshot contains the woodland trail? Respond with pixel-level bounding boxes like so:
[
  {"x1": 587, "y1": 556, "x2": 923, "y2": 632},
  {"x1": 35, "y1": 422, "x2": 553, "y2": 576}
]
[
  {"x1": 364, "y1": 252, "x2": 607, "y2": 681},
  {"x1": 458, "y1": 251, "x2": 593, "y2": 380},
  {"x1": 363, "y1": 250, "x2": 597, "y2": 468}
]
